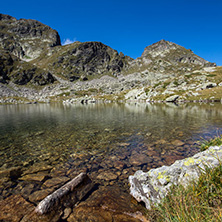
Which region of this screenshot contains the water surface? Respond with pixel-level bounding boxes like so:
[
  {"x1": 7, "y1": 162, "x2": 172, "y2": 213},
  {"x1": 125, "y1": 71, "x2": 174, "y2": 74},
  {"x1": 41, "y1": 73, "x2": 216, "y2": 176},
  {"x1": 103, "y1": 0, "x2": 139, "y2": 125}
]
[{"x1": 1, "y1": 102, "x2": 222, "y2": 201}]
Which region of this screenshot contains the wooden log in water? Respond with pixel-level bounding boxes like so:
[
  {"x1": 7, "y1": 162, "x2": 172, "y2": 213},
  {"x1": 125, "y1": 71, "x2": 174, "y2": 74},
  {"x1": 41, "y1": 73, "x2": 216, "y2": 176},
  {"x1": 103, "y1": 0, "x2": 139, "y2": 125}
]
[{"x1": 35, "y1": 172, "x2": 87, "y2": 214}]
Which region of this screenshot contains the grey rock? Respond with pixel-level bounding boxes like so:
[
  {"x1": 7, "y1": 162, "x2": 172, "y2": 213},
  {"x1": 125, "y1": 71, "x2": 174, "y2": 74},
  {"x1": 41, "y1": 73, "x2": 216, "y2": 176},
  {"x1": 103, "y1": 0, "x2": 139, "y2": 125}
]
[
  {"x1": 129, "y1": 145, "x2": 222, "y2": 209},
  {"x1": 125, "y1": 87, "x2": 147, "y2": 101},
  {"x1": 201, "y1": 82, "x2": 217, "y2": 90},
  {"x1": 165, "y1": 95, "x2": 180, "y2": 102}
]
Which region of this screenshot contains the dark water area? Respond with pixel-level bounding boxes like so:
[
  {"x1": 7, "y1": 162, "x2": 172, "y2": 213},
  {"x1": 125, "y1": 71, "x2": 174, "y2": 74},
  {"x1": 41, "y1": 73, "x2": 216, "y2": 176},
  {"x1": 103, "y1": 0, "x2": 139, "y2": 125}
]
[{"x1": 1, "y1": 102, "x2": 222, "y2": 220}]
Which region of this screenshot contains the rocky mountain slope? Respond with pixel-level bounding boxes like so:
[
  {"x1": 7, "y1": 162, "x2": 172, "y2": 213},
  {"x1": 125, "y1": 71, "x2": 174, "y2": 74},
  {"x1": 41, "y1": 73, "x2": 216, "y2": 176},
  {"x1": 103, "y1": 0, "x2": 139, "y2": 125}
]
[
  {"x1": 33, "y1": 41, "x2": 133, "y2": 81},
  {"x1": 0, "y1": 13, "x2": 61, "y2": 61},
  {"x1": 0, "y1": 49, "x2": 55, "y2": 85},
  {"x1": 0, "y1": 13, "x2": 221, "y2": 104},
  {"x1": 126, "y1": 39, "x2": 215, "y2": 75},
  {"x1": 141, "y1": 39, "x2": 213, "y2": 67}
]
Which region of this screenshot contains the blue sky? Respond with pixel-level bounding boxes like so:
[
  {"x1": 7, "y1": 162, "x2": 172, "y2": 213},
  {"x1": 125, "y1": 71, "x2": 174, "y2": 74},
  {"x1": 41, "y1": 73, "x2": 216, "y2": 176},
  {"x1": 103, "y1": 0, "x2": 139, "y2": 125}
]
[{"x1": 1, "y1": 0, "x2": 222, "y2": 65}]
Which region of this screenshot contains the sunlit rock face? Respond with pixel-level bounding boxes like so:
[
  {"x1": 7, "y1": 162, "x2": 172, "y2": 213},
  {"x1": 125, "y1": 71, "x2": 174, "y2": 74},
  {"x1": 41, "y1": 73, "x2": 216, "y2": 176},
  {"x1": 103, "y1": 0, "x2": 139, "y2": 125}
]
[
  {"x1": 141, "y1": 39, "x2": 216, "y2": 67},
  {"x1": 0, "y1": 13, "x2": 61, "y2": 61}
]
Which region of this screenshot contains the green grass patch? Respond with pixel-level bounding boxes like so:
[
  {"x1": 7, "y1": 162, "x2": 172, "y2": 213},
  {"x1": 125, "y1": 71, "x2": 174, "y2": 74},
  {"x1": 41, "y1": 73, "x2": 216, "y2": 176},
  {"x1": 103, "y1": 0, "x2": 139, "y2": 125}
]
[
  {"x1": 206, "y1": 74, "x2": 217, "y2": 78},
  {"x1": 163, "y1": 81, "x2": 170, "y2": 89},
  {"x1": 57, "y1": 92, "x2": 70, "y2": 97},
  {"x1": 154, "y1": 82, "x2": 162, "y2": 88},
  {"x1": 173, "y1": 80, "x2": 179, "y2": 86},
  {"x1": 200, "y1": 135, "x2": 222, "y2": 151},
  {"x1": 148, "y1": 162, "x2": 222, "y2": 222}
]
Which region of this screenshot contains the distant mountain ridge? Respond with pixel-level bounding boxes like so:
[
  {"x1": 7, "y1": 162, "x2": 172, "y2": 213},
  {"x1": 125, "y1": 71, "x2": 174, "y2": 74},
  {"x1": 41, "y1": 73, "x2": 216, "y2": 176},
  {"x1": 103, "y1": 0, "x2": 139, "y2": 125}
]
[{"x1": 0, "y1": 13, "x2": 219, "y2": 104}]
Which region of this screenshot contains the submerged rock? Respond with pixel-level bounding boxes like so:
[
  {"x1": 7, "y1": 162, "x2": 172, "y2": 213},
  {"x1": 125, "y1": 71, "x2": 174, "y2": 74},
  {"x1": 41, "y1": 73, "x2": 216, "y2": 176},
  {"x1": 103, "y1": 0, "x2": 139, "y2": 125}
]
[
  {"x1": 0, "y1": 194, "x2": 34, "y2": 221},
  {"x1": 97, "y1": 171, "x2": 118, "y2": 181},
  {"x1": 129, "y1": 153, "x2": 152, "y2": 166},
  {"x1": 68, "y1": 185, "x2": 146, "y2": 222},
  {"x1": 29, "y1": 189, "x2": 52, "y2": 203},
  {"x1": 129, "y1": 145, "x2": 222, "y2": 209},
  {"x1": 0, "y1": 166, "x2": 22, "y2": 182},
  {"x1": 43, "y1": 176, "x2": 70, "y2": 188},
  {"x1": 20, "y1": 173, "x2": 47, "y2": 182},
  {"x1": 171, "y1": 139, "x2": 185, "y2": 146},
  {"x1": 22, "y1": 164, "x2": 52, "y2": 175}
]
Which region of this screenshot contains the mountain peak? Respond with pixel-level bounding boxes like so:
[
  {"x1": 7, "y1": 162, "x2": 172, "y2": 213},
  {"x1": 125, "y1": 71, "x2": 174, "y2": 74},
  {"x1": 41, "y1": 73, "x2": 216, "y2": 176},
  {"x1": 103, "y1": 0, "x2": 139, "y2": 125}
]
[
  {"x1": 141, "y1": 40, "x2": 178, "y2": 58},
  {"x1": 0, "y1": 14, "x2": 61, "y2": 61},
  {"x1": 140, "y1": 40, "x2": 215, "y2": 68}
]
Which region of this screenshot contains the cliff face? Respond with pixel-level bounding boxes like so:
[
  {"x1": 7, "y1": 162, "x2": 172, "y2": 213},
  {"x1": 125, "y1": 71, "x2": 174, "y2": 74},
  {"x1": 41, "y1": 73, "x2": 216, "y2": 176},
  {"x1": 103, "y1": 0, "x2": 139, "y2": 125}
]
[
  {"x1": 35, "y1": 41, "x2": 133, "y2": 81},
  {"x1": 0, "y1": 13, "x2": 61, "y2": 61},
  {"x1": 0, "y1": 49, "x2": 13, "y2": 84},
  {"x1": 0, "y1": 49, "x2": 55, "y2": 86}
]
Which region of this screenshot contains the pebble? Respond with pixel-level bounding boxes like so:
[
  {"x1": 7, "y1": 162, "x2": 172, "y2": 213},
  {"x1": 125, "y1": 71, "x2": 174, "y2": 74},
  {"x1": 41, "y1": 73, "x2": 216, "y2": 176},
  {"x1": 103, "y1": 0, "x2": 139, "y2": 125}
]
[
  {"x1": 113, "y1": 161, "x2": 126, "y2": 170},
  {"x1": 129, "y1": 153, "x2": 152, "y2": 166},
  {"x1": 171, "y1": 139, "x2": 185, "y2": 146},
  {"x1": 97, "y1": 171, "x2": 118, "y2": 181},
  {"x1": 62, "y1": 207, "x2": 72, "y2": 220}
]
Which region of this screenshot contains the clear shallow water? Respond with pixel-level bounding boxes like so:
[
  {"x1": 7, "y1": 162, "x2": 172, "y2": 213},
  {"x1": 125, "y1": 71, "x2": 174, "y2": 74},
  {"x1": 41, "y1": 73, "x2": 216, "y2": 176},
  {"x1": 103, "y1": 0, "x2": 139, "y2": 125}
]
[{"x1": 1, "y1": 102, "x2": 222, "y2": 201}]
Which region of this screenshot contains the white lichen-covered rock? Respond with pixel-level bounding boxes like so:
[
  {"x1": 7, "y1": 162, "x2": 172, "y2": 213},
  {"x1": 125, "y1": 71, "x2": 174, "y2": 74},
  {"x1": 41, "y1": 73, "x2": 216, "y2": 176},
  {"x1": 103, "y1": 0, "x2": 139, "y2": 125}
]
[
  {"x1": 129, "y1": 146, "x2": 222, "y2": 209},
  {"x1": 201, "y1": 82, "x2": 217, "y2": 90}
]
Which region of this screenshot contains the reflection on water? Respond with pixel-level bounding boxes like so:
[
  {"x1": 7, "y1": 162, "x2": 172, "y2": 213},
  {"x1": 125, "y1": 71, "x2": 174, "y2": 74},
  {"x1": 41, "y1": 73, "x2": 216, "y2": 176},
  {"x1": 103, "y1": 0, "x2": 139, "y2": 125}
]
[{"x1": 1, "y1": 102, "x2": 222, "y2": 201}]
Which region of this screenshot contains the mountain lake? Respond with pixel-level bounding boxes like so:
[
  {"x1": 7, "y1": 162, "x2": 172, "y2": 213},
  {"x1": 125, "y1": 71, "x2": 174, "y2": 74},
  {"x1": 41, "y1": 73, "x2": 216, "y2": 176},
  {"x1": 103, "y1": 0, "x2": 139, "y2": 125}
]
[{"x1": 1, "y1": 102, "x2": 222, "y2": 220}]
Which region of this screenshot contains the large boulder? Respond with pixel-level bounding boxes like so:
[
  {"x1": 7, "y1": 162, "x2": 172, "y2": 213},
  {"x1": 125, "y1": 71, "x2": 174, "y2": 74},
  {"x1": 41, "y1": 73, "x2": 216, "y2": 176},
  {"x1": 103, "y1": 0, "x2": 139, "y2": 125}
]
[{"x1": 129, "y1": 145, "x2": 222, "y2": 209}]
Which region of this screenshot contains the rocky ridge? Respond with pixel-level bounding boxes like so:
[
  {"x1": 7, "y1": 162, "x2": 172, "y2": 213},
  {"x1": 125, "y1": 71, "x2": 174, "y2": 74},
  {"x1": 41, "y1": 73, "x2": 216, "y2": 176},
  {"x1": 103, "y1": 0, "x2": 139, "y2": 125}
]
[
  {"x1": 0, "y1": 13, "x2": 220, "y2": 104},
  {"x1": 34, "y1": 41, "x2": 133, "y2": 81}
]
